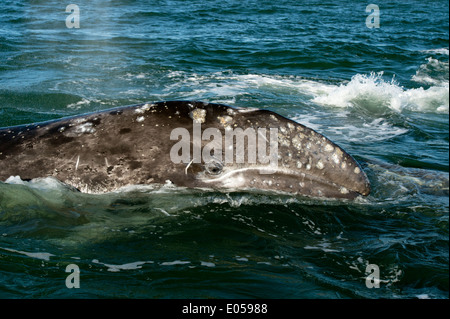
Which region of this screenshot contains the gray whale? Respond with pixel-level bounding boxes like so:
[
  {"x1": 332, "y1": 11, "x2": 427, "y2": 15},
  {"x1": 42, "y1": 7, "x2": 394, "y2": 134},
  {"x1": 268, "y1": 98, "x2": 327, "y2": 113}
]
[{"x1": 0, "y1": 101, "x2": 370, "y2": 199}]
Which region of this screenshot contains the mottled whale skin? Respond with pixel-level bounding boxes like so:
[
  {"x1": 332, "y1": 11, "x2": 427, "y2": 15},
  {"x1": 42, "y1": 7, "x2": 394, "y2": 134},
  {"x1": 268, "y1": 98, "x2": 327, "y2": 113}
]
[{"x1": 0, "y1": 101, "x2": 370, "y2": 199}]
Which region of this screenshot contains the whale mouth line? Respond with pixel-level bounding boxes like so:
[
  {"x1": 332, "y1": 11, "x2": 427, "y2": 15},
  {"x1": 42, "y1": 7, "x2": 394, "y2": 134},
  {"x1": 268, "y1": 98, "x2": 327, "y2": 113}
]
[
  {"x1": 198, "y1": 165, "x2": 370, "y2": 197},
  {"x1": 0, "y1": 101, "x2": 371, "y2": 199}
]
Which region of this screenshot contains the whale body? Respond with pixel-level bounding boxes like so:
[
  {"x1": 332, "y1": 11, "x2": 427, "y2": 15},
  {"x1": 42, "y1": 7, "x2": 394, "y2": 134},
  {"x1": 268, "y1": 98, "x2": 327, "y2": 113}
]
[{"x1": 0, "y1": 101, "x2": 370, "y2": 199}]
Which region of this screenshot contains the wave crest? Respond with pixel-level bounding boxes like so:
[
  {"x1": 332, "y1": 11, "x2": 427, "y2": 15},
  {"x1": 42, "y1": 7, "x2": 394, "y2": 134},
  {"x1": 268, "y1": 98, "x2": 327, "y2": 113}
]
[{"x1": 312, "y1": 72, "x2": 448, "y2": 114}]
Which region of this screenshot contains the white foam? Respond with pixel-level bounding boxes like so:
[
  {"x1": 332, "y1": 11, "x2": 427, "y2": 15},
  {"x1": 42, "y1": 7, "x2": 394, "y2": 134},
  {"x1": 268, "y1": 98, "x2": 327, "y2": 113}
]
[
  {"x1": 314, "y1": 72, "x2": 449, "y2": 113},
  {"x1": 74, "y1": 122, "x2": 96, "y2": 134},
  {"x1": 1, "y1": 247, "x2": 54, "y2": 261},
  {"x1": 5, "y1": 175, "x2": 27, "y2": 185},
  {"x1": 154, "y1": 207, "x2": 171, "y2": 216}
]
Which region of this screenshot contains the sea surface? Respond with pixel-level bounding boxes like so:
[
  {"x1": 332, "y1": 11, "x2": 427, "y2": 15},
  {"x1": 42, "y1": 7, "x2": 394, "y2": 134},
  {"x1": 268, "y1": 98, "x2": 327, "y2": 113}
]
[{"x1": 0, "y1": 0, "x2": 448, "y2": 299}]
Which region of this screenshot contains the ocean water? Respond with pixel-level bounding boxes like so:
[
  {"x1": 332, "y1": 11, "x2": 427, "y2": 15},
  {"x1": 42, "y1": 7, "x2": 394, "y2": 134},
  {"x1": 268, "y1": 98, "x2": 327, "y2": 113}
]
[{"x1": 0, "y1": 0, "x2": 448, "y2": 299}]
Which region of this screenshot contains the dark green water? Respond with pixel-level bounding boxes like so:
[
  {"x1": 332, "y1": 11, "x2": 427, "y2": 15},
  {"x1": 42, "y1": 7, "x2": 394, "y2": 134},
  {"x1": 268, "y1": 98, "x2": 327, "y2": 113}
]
[{"x1": 0, "y1": 0, "x2": 448, "y2": 299}]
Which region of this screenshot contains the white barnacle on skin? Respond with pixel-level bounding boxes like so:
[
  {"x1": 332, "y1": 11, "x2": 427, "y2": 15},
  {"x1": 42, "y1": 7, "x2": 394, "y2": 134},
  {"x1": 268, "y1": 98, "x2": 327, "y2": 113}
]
[
  {"x1": 324, "y1": 144, "x2": 334, "y2": 152},
  {"x1": 74, "y1": 122, "x2": 96, "y2": 135},
  {"x1": 292, "y1": 136, "x2": 302, "y2": 150},
  {"x1": 136, "y1": 116, "x2": 145, "y2": 123},
  {"x1": 217, "y1": 115, "x2": 233, "y2": 128},
  {"x1": 316, "y1": 160, "x2": 325, "y2": 170},
  {"x1": 278, "y1": 133, "x2": 291, "y2": 147},
  {"x1": 287, "y1": 122, "x2": 295, "y2": 131},
  {"x1": 73, "y1": 118, "x2": 87, "y2": 125}
]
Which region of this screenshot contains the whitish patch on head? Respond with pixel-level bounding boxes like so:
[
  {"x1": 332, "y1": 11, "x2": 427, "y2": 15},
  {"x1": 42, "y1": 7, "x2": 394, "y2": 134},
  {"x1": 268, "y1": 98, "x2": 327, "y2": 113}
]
[
  {"x1": 278, "y1": 133, "x2": 291, "y2": 147},
  {"x1": 221, "y1": 174, "x2": 246, "y2": 188},
  {"x1": 292, "y1": 136, "x2": 302, "y2": 150},
  {"x1": 287, "y1": 122, "x2": 295, "y2": 131},
  {"x1": 236, "y1": 107, "x2": 259, "y2": 113},
  {"x1": 190, "y1": 108, "x2": 207, "y2": 124},
  {"x1": 136, "y1": 116, "x2": 145, "y2": 123}
]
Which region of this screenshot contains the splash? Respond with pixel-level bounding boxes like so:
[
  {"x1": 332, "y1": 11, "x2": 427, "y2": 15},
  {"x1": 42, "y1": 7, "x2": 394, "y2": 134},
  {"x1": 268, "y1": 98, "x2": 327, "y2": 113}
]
[
  {"x1": 312, "y1": 72, "x2": 448, "y2": 114},
  {"x1": 412, "y1": 57, "x2": 449, "y2": 87},
  {"x1": 162, "y1": 70, "x2": 448, "y2": 114}
]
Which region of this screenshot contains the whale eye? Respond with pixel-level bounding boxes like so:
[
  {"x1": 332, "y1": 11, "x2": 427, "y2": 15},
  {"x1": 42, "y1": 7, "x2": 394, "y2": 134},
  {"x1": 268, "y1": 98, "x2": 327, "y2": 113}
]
[{"x1": 204, "y1": 159, "x2": 223, "y2": 175}]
